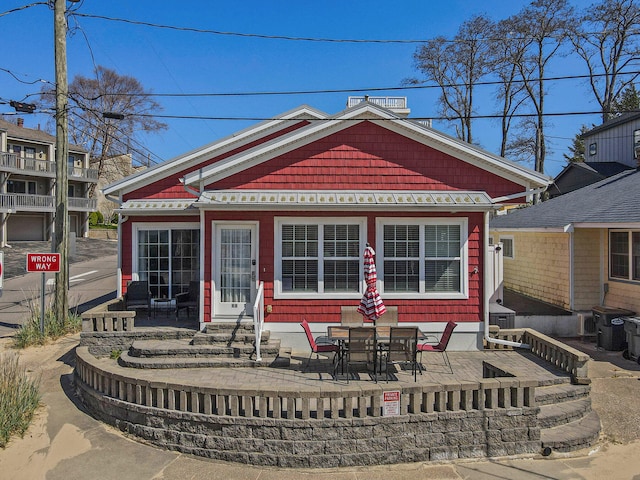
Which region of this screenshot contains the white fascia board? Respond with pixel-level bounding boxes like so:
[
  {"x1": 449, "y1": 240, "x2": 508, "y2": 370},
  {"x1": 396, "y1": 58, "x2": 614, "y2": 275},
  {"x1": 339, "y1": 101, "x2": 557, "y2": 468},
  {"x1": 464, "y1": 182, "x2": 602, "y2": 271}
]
[
  {"x1": 489, "y1": 227, "x2": 567, "y2": 233},
  {"x1": 103, "y1": 105, "x2": 327, "y2": 196},
  {"x1": 379, "y1": 119, "x2": 552, "y2": 188},
  {"x1": 573, "y1": 222, "x2": 640, "y2": 229}
]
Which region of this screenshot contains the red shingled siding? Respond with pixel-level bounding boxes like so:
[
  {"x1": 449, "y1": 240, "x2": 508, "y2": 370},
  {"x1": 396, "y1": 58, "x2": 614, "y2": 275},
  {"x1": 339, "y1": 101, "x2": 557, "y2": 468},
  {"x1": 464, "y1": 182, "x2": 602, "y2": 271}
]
[
  {"x1": 208, "y1": 122, "x2": 522, "y2": 199},
  {"x1": 123, "y1": 121, "x2": 309, "y2": 201},
  {"x1": 200, "y1": 211, "x2": 484, "y2": 325}
]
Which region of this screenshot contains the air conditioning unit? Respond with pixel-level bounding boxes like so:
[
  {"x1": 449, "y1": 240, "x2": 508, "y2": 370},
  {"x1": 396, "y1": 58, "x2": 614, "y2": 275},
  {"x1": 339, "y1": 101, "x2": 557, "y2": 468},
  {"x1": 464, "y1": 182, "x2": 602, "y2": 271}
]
[{"x1": 577, "y1": 313, "x2": 596, "y2": 337}]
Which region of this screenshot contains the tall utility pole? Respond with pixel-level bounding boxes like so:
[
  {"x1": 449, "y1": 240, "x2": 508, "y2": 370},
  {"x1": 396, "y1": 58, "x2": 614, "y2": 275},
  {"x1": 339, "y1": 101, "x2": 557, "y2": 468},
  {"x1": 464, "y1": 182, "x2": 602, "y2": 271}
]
[{"x1": 54, "y1": 0, "x2": 70, "y2": 324}]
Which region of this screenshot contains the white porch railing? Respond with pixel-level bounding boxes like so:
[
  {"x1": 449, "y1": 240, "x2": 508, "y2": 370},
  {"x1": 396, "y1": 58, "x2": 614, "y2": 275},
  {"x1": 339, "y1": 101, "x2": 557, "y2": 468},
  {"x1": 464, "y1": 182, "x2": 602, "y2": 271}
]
[
  {"x1": 252, "y1": 281, "x2": 265, "y2": 361},
  {"x1": 347, "y1": 96, "x2": 408, "y2": 109},
  {"x1": 69, "y1": 197, "x2": 97, "y2": 210},
  {"x1": 0, "y1": 152, "x2": 98, "y2": 181}
]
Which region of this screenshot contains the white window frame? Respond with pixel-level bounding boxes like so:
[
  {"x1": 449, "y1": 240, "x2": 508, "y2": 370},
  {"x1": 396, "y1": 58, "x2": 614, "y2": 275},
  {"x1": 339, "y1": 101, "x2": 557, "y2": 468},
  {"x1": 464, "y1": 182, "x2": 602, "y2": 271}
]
[
  {"x1": 274, "y1": 216, "x2": 367, "y2": 299},
  {"x1": 376, "y1": 217, "x2": 468, "y2": 300},
  {"x1": 132, "y1": 222, "x2": 200, "y2": 297},
  {"x1": 609, "y1": 229, "x2": 640, "y2": 283},
  {"x1": 499, "y1": 235, "x2": 515, "y2": 259}
]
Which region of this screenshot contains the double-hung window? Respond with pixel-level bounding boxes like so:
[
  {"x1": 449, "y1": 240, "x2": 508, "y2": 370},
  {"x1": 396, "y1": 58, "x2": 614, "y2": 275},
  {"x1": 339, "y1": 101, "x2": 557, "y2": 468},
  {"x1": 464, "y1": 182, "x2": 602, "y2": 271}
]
[
  {"x1": 275, "y1": 218, "x2": 365, "y2": 298},
  {"x1": 610, "y1": 230, "x2": 640, "y2": 282},
  {"x1": 378, "y1": 218, "x2": 468, "y2": 298}
]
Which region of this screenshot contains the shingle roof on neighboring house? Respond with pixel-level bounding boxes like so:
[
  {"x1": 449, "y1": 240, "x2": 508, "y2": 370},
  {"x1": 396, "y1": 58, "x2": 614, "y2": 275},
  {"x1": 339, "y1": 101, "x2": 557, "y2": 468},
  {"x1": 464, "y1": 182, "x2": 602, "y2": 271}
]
[
  {"x1": 491, "y1": 168, "x2": 640, "y2": 229},
  {"x1": 0, "y1": 117, "x2": 86, "y2": 152}
]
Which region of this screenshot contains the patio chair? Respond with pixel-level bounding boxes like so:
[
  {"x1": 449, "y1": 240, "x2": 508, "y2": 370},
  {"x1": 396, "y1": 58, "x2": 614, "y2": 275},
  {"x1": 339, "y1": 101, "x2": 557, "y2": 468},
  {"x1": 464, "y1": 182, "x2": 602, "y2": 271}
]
[
  {"x1": 346, "y1": 327, "x2": 378, "y2": 383},
  {"x1": 417, "y1": 320, "x2": 457, "y2": 374},
  {"x1": 300, "y1": 319, "x2": 340, "y2": 372},
  {"x1": 384, "y1": 326, "x2": 420, "y2": 382},
  {"x1": 341, "y1": 306, "x2": 363, "y2": 327},
  {"x1": 175, "y1": 281, "x2": 199, "y2": 320},
  {"x1": 123, "y1": 281, "x2": 151, "y2": 320}
]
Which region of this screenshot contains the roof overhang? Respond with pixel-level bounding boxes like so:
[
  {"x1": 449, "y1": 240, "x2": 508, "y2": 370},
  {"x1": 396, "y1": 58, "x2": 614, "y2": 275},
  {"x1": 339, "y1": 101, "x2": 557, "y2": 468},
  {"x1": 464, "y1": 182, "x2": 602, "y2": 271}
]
[
  {"x1": 192, "y1": 189, "x2": 496, "y2": 212},
  {"x1": 116, "y1": 199, "x2": 199, "y2": 216}
]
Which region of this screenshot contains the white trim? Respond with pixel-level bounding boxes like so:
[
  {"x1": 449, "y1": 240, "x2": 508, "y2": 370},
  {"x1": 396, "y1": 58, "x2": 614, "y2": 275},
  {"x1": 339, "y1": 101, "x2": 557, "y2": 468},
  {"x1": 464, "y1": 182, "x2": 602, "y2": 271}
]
[
  {"x1": 211, "y1": 221, "x2": 259, "y2": 317},
  {"x1": 498, "y1": 235, "x2": 514, "y2": 259},
  {"x1": 103, "y1": 105, "x2": 327, "y2": 196},
  {"x1": 182, "y1": 103, "x2": 551, "y2": 189},
  {"x1": 376, "y1": 217, "x2": 469, "y2": 300},
  {"x1": 609, "y1": 228, "x2": 640, "y2": 283},
  {"x1": 273, "y1": 216, "x2": 367, "y2": 299},
  {"x1": 131, "y1": 221, "x2": 200, "y2": 289}
]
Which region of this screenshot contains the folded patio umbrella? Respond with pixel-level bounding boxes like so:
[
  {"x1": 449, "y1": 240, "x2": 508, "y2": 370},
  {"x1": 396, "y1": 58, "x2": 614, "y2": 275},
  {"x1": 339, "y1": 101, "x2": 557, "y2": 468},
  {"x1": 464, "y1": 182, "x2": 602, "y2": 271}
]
[{"x1": 357, "y1": 245, "x2": 386, "y2": 323}]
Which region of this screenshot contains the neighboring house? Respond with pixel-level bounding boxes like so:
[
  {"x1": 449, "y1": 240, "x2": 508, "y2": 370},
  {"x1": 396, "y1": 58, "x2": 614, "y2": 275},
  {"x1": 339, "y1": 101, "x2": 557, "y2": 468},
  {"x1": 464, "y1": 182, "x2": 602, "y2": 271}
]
[
  {"x1": 547, "y1": 161, "x2": 629, "y2": 198},
  {"x1": 490, "y1": 168, "x2": 640, "y2": 318},
  {"x1": 0, "y1": 117, "x2": 97, "y2": 245},
  {"x1": 548, "y1": 112, "x2": 640, "y2": 199},
  {"x1": 103, "y1": 97, "x2": 550, "y2": 350}
]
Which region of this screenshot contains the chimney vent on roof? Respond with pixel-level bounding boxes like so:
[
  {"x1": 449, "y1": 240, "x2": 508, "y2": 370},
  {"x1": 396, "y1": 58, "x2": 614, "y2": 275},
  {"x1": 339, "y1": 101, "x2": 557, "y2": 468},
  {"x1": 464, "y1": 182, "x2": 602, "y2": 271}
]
[{"x1": 17, "y1": 118, "x2": 24, "y2": 128}]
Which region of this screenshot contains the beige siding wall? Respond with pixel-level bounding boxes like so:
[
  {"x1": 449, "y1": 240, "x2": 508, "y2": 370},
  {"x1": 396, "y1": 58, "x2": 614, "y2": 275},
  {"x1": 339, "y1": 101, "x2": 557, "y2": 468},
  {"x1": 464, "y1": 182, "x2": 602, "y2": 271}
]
[
  {"x1": 573, "y1": 229, "x2": 602, "y2": 310},
  {"x1": 497, "y1": 231, "x2": 571, "y2": 309},
  {"x1": 603, "y1": 232, "x2": 640, "y2": 313}
]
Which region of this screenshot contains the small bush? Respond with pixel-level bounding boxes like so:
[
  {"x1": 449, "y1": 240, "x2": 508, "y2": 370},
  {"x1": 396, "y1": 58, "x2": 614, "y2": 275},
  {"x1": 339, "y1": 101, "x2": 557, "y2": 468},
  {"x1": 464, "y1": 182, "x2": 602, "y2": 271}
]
[
  {"x1": 109, "y1": 349, "x2": 122, "y2": 360},
  {"x1": 0, "y1": 353, "x2": 41, "y2": 447},
  {"x1": 88, "y1": 211, "x2": 104, "y2": 226},
  {"x1": 13, "y1": 308, "x2": 81, "y2": 349}
]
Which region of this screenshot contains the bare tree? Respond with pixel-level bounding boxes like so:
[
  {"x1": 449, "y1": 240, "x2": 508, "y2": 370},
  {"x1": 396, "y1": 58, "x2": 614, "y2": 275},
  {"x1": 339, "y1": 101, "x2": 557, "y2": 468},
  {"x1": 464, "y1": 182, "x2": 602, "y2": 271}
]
[
  {"x1": 505, "y1": 0, "x2": 575, "y2": 175},
  {"x1": 409, "y1": 15, "x2": 494, "y2": 144},
  {"x1": 491, "y1": 20, "x2": 530, "y2": 157},
  {"x1": 570, "y1": 0, "x2": 640, "y2": 123},
  {"x1": 41, "y1": 66, "x2": 167, "y2": 195}
]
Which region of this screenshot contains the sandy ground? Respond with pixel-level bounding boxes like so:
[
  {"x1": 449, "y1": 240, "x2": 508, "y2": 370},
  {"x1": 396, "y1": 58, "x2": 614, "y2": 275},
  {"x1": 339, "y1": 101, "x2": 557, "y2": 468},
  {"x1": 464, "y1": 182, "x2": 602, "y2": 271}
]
[{"x1": 2, "y1": 334, "x2": 640, "y2": 480}]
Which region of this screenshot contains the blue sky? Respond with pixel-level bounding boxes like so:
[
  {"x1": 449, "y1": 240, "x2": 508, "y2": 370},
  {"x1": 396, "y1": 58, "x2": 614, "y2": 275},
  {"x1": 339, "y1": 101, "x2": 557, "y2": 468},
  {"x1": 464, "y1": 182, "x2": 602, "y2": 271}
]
[{"x1": 1, "y1": 1, "x2": 602, "y2": 177}]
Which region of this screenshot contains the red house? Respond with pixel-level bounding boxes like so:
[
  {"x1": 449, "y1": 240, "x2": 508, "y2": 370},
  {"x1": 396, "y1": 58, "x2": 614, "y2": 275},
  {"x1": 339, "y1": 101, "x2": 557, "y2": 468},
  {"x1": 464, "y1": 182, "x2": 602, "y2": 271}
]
[{"x1": 103, "y1": 98, "x2": 550, "y2": 351}]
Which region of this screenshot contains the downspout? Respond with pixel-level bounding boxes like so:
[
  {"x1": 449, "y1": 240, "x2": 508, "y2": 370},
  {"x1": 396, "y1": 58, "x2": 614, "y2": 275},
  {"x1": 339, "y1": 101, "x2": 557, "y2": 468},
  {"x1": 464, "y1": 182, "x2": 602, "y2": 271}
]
[
  {"x1": 105, "y1": 193, "x2": 125, "y2": 297},
  {"x1": 565, "y1": 223, "x2": 574, "y2": 310},
  {"x1": 483, "y1": 210, "x2": 530, "y2": 349}
]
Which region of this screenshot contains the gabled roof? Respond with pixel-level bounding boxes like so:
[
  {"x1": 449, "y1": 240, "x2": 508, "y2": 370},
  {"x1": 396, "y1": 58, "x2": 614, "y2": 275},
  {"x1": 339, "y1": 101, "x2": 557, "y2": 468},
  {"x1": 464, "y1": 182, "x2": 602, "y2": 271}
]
[
  {"x1": 582, "y1": 112, "x2": 640, "y2": 137},
  {"x1": 103, "y1": 105, "x2": 326, "y2": 196},
  {"x1": 181, "y1": 101, "x2": 551, "y2": 190},
  {"x1": 491, "y1": 168, "x2": 640, "y2": 230},
  {"x1": 0, "y1": 117, "x2": 86, "y2": 152}
]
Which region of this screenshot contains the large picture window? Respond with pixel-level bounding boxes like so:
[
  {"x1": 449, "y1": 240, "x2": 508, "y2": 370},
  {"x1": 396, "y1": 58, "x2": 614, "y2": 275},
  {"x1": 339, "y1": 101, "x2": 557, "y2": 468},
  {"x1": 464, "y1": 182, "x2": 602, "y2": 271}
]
[
  {"x1": 378, "y1": 218, "x2": 468, "y2": 298},
  {"x1": 136, "y1": 226, "x2": 200, "y2": 298},
  {"x1": 610, "y1": 230, "x2": 640, "y2": 282},
  {"x1": 275, "y1": 218, "x2": 365, "y2": 298}
]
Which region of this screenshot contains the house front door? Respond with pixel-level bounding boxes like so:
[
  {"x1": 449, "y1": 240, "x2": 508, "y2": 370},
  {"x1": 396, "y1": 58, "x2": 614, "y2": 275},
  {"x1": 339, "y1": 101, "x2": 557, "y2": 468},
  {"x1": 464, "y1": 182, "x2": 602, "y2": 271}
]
[{"x1": 213, "y1": 223, "x2": 258, "y2": 318}]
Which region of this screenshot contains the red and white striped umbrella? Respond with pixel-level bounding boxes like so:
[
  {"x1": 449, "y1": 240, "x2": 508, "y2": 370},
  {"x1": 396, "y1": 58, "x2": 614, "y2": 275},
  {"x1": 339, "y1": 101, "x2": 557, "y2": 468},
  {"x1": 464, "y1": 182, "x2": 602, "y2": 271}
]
[{"x1": 357, "y1": 245, "x2": 386, "y2": 323}]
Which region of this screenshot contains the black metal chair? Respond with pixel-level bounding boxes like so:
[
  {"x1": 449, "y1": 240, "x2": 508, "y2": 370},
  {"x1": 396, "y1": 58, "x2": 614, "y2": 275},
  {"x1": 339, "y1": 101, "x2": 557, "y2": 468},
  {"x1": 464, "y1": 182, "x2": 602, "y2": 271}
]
[{"x1": 175, "y1": 281, "x2": 199, "y2": 320}]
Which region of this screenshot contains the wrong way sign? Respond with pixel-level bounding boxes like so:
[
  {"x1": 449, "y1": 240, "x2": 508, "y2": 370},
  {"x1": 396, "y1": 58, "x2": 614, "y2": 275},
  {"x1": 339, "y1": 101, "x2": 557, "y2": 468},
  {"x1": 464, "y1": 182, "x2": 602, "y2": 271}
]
[{"x1": 26, "y1": 253, "x2": 61, "y2": 273}]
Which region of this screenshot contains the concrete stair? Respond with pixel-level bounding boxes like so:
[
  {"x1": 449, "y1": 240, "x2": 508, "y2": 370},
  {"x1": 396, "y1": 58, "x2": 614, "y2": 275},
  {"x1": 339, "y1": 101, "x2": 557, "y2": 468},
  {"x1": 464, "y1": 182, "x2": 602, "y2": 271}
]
[
  {"x1": 119, "y1": 321, "x2": 291, "y2": 369},
  {"x1": 536, "y1": 382, "x2": 601, "y2": 453}
]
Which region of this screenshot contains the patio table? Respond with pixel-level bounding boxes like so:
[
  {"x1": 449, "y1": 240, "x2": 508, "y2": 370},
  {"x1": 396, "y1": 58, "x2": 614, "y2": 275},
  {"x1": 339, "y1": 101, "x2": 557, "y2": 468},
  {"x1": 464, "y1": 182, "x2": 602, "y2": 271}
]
[{"x1": 327, "y1": 326, "x2": 426, "y2": 378}]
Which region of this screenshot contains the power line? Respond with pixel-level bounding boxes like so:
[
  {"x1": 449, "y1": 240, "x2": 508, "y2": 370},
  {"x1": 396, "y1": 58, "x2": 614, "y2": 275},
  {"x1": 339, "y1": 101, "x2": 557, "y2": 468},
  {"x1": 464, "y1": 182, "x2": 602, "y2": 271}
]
[
  {"x1": 71, "y1": 12, "x2": 640, "y2": 45},
  {"x1": 0, "y1": 2, "x2": 48, "y2": 18}
]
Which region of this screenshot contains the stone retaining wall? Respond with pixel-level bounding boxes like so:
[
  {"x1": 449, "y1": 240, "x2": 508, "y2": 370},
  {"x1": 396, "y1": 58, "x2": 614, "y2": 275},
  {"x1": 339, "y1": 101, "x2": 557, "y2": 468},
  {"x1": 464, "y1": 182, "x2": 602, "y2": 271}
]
[{"x1": 75, "y1": 347, "x2": 541, "y2": 467}]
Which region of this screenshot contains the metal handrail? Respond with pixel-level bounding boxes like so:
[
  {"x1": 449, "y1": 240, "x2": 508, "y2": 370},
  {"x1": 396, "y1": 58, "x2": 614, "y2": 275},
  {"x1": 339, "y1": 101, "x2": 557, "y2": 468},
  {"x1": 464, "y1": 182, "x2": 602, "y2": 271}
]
[{"x1": 252, "y1": 281, "x2": 265, "y2": 362}]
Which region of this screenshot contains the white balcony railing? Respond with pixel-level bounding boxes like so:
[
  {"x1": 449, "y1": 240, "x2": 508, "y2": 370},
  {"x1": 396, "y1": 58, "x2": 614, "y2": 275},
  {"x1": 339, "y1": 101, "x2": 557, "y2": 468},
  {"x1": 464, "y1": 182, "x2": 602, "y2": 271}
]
[
  {"x1": 347, "y1": 96, "x2": 408, "y2": 109},
  {"x1": 0, "y1": 194, "x2": 96, "y2": 212},
  {"x1": 0, "y1": 193, "x2": 55, "y2": 212},
  {"x1": 0, "y1": 152, "x2": 98, "y2": 181}
]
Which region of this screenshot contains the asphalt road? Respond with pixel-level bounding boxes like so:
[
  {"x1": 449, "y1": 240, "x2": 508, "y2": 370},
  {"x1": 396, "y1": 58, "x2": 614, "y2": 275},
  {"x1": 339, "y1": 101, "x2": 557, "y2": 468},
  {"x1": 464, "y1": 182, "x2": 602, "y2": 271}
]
[{"x1": 0, "y1": 239, "x2": 118, "y2": 337}]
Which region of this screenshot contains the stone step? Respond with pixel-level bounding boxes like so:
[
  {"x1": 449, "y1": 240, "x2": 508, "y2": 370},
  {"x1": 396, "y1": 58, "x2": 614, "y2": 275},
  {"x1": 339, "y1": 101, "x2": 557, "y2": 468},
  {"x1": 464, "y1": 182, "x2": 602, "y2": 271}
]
[
  {"x1": 119, "y1": 346, "x2": 292, "y2": 369},
  {"x1": 204, "y1": 321, "x2": 255, "y2": 333},
  {"x1": 128, "y1": 339, "x2": 282, "y2": 358},
  {"x1": 535, "y1": 383, "x2": 591, "y2": 406},
  {"x1": 540, "y1": 410, "x2": 601, "y2": 453},
  {"x1": 191, "y1": 330, "x2": 271, "y2": 345},
  {"x1": 538, "y1": 397, "x2": 592, "y2": 429}
]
